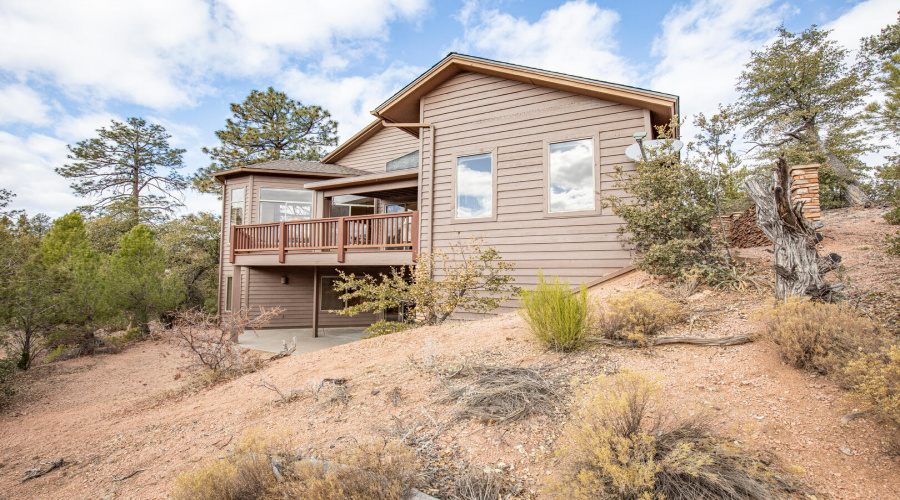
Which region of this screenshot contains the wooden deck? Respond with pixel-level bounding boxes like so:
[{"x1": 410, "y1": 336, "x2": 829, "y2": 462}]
[{"x1": 229, "y1": 211, "x2": 419, "y2": 265}]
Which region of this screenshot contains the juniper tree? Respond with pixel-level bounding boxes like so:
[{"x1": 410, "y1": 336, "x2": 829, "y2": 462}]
[
  {"x1": 192, "y1": 87, "x2": 339, "y2": 193},
  {"x1": 56, "y1": 117, "x2": 188, "y2": 228},
  {"x1": 732, "y1": 26, "x2": 874, "y2": 206}
]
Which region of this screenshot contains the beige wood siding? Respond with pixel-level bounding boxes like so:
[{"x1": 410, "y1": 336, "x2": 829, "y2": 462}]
[
  {"x1": 335, "y1": 126, "x2": 419, "y2": 173},
  {"x1": 421, "y1": 72, "x2": 652, "y2": 314},
  {"x1": 246, "y1": 266, "x2": 384, "y2": 328}
]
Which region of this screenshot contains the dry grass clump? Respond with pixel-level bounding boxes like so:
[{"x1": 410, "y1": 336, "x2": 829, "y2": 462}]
[
  {"x1": 844, "y1": 345, "x2": 900, "y2": 430},
  {"x1": 754, "y1": 299, "x2": 884, "y2": 375},
  {"x1": 452, "y1": 469, "x2": 521, "y2": 500},
  {"x1": 173, "y1": 432, "x2": 416, "y2": 500},
  {"x1": 282, "y1": 440, "x2": 417, "y2": 500},
  {"x1": 442, "y1": 363, "x2": 561, "y2": 424},
  {"x1": 596, "y1": 289, "x2": 683, "y2": 345},
  {"x1": 547, "y1": 372, "x2": 802, "y2": 500},
  {"x1": 172, "y1": 430, "x2": 292, "y2": 500},
  {"x1": 520, "y1": 273, "x2": 592, "y2": 351}
]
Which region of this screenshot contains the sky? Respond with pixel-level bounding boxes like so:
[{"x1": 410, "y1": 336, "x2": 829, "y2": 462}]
[{"x1": 0, "y1": 0, "x2": 897, "y2": 219}]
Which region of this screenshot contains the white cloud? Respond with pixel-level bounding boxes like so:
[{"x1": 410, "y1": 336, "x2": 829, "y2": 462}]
[
  {"x1": 454, "y1": 0, "x2": 636, "y2": 84},
  {"x1": 650, "y1": 0, "x2": 789, "y2": 121},
  {"x1": 824, "y1": 0, "x2": 899, "y2": 52},
  {"x1": 0, "y1": 131, "x2": 79, "y2": 216},
  {"x1": 0, "y1": 0, "x2": 429, "y2": 109},
  {"x1": 278, "y1": 64, "x2": 424, "y2": 141},
  {"x1": 53, "y1": 112, "x2": 122, "y2": 143},
  {"x1": 0, "y1": 84, "x2": 54, "y2": 126}
]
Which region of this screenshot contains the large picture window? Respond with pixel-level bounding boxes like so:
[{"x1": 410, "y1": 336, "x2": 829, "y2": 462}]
[
  {"x1": 330, "y1": 195, "x2": 375, "y2": 217},
  {"x1": 258, "y1": 187, "x2": 313, "y2": 223},
  {"x1": 230, "y1": 187, "x2": 244, "y2": 225},
  {"x1": 548, "y1": 138, "x2": 595, "y2": 212},
  {"x1": 455, "y1": 152, "x2": 493, "y2": 219}
]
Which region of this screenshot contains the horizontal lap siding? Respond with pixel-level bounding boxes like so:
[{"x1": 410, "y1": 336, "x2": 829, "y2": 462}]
[
  {"x1": 335, "y1": 127, "x2": 419, "y2": 173},
  {"x1": 423, "y1": 72, "x2": 650, "y2": 299},
  {"x1": 247, "y1": 266, "x2": 387, "y2": 329}
]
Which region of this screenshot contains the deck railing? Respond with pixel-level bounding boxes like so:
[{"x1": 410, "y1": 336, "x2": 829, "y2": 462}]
[{"x1": 229, "y1": 211, "x2": 419, "y2": 264}]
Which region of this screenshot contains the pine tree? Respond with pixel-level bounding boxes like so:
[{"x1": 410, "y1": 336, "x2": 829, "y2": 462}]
[
  {"x1": 57, "y1": 117, "x2": 188, "y2": 227},
  {"x1": 192, "y1": 87, "x2": 339, "y2": 193},
  {"x1": 732, "y1": 26, "x2": 874, "y2": 206}
]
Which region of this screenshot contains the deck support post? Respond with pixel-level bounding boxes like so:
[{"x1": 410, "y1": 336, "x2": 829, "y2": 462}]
[
  {"x1": 312, "y1": 266, "x2": 319, "y2": 338},
  {"x1": 337, "y1": 217, "x2": 346, "y2": 263}
]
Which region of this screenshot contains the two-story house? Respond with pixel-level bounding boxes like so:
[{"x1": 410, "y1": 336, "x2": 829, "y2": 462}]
[{"x1": 215, "y1": 53, "x2": 679, "y2": 333}]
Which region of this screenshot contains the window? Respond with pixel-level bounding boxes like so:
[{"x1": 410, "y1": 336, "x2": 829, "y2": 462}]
[
  {"x1": 320, "y1": 276, "x2": 345, "y2": 311},
  {"x1": 548, "y1": 138, "x2": 595, "y2": 212},
  {"x1": 258, "y1": 187, "x2": 313, "y2": 223},
  {"x1": 455, "y1": 152, "x2": 493, "y2": 219},
  {"x1": 330, "y1": 195, "x2": 375, "y2": 217},
  {"x1": 386, "y1": 150, "x2": 419, "y2": 171},
  {"x1": 225, "y1": 276, "x2": 233, "y2": 311},
  {"x1": 384, "y1": 201, "x2": 417, "y2": 213},
  {"x1": 230, "y1": 188, "x2": 244, "y2": 225}
]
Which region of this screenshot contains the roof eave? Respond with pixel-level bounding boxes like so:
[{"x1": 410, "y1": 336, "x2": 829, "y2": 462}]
[{"x1": 212, "y1": 168, "x2": 359, "y2": 183}]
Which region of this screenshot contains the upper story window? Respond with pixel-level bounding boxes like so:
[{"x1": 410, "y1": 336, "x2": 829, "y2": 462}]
[
  {"x1": 258, "y1": 187, "x2": 313, "y2": 223},
  {"x1": 230, "y1": 188, "x2": 245, "y2": 225},
  {"x1": 548, "y1": 138, "x2": 595, "y2": 212},
  {"x1": 455, "y1": 152, "x2": 493, "y2": 219},
  {"x1": 331, "y1": 195, "x2": 375, "y2": 217},
  {"x1": 386, "y1": 150, "x2": 419, "y2": 171}
]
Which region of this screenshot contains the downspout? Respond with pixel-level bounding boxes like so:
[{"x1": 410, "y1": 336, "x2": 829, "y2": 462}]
[{"x1": 372, "y1": 113, "x2": 435, "y2": 256}]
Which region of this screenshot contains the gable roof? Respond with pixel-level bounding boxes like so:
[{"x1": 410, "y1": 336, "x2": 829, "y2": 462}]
[
  {"x1": 212, "y1": 159, "x2": 367, "y2": 182},
  {"x1": 372, "y1": 53, "x2": 679, "y2": 135}
]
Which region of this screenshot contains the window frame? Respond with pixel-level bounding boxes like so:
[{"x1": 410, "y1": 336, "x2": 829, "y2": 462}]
[
  {"x1": 450, "y1": 147, "x2": 498, "y2": 224},
  {"x1": 257, "y1": 186, "x2": 314, "y2": 224},
  {"x1": 229, "y1": 187, "x2": 245, "y2": 226},
  {"x1": 542, "y1": 132, "x2": 602, "y2": 218}
]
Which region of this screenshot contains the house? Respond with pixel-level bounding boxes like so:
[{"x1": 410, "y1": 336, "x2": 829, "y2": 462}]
[{"x1": 214, "y1": 53, "x2": 679, "y2": 332}]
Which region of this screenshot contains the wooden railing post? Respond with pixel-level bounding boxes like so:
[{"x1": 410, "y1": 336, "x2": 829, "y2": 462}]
[
  {"x1": 337, "y1": 217, "x2": 346, "y2": 263},
  {"x1": 278, "y1": 221, "x2": 286, "y2": 263},
  {"x1": 229, "y1": 225, "x2": 236, "y2": 263},
  {"x1": 410, "y1": 211, "x2": 419, "y2": 261}
]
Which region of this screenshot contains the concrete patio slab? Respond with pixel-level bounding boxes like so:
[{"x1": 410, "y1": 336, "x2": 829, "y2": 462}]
[{"x1": 238, "y1": 327, "x2": 366, "y2": 355}]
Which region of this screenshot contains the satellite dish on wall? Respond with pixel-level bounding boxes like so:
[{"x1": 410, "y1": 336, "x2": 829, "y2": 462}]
[{"x1": 625, "y1": 139, "x2": 684, "y2": 162}]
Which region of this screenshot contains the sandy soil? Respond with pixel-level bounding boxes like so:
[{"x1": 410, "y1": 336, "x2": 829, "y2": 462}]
[{"x1": 0, "y1": 207, "x2": 898, "y2": 499}]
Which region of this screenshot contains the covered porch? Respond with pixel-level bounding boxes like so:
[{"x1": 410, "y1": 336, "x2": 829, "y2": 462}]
[
  {"x1": 229, "y1": 169, "x2": 420, "y2": 267},
  {"x1": 238, "y1": 326, "x2": 367, "y2": 355}
]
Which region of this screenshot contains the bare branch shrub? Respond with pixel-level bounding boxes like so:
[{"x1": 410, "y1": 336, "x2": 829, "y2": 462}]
[
  {"x1": 167, "y1": 306, "x2": 283, "y2": 372},
  {"x1": 441, "y1": 363, "x2": 561, "y2": 424}
]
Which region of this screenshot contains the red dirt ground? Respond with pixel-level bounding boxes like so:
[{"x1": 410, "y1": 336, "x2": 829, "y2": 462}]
[{"x1": 0, "y1": 207, "x2": 898, "y2": 499}]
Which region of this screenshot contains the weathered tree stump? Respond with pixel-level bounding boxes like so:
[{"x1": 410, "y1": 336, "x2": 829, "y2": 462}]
[{"x1": 743, "y1": 156, "x2": 841, "y2": 300}]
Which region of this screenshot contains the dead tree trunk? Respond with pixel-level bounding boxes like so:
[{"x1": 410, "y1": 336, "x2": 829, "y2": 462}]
[{"x1": 743, "y1": 156, "x2": 841, "y2": 301}]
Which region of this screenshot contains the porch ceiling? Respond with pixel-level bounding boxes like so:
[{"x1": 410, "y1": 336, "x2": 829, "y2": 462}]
[{"x1": 304, "y1": 169, "x2": 418, "y2": 198}]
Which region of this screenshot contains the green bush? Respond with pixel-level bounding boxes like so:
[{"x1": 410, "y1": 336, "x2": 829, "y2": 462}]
[
  {"x1": 547, "y1": 372, "x2": 801, "y2": 499},
  {"x1": 0, "y1": 355, "x2": 16, "y2": 409},
  {"x1": 519, "y1": 273, "x2": 591, "y2": 352},
  {"x1": 362, "y1": 320, "x2": 413, "y2": 339},
  {"x1": 597, "y1": 290, "x2": 682, "y2": 345}
]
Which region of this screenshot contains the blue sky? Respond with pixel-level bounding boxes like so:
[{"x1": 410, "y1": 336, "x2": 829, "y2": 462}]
[{"x1": 1, "y1": 0, "x2": 897, "y2": 218}]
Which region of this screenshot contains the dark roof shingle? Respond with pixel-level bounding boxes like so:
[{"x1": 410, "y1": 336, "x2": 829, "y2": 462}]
[{"x1": 213, "y1": 159, "x2": 368, "y2": 178}]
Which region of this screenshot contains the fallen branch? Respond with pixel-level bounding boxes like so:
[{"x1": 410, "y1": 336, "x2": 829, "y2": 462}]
[
  {"x1": 587, "y1": 335, "x2": 752, "y2": 347},
  {"x1": 112, "y1": 467, "x2": 149, "y2": 482},
  {"x1": 269, "y1": 337, "x2": 296, "y2": 361},
  {"x1": 21, "y1": 458, "x2": 64, "y2": 483}
]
